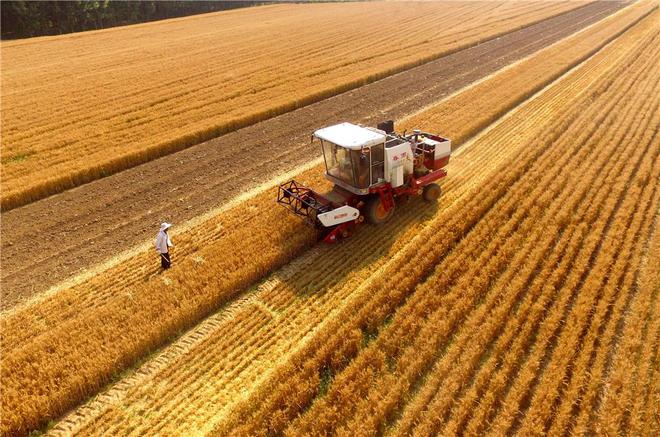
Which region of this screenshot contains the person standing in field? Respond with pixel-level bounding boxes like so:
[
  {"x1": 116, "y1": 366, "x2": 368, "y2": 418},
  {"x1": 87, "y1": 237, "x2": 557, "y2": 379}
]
[{"x1": 155, "y1": 222, "x2": 174, "y2": 269}]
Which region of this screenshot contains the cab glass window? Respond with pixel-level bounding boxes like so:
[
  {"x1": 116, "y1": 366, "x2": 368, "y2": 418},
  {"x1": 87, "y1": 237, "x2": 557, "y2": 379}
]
[{"x1": 322, "y1": 140, "x2": 355, "y2": 187}]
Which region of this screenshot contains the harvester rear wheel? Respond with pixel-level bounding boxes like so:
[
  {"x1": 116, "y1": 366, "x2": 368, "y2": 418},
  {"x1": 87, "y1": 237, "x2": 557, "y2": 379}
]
[
  {"x1": 365, "y1": 195, "x2": 394, "y2": 225},
  {"x1": 422, "y1": 183, "x2": 442, "y2": 202}
]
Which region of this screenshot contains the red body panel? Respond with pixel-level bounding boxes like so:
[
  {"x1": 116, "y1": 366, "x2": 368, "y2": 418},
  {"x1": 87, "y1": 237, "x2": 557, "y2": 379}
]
[
  {"x1": 433, "y1": 155, "x2": 451, "y2": 170},
  {"x1": 412, "y1": 168, "x2": 448, "y2": 189}
]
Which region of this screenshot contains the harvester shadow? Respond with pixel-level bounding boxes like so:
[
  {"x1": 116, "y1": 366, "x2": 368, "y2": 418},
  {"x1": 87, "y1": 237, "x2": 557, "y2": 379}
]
[{"x1": 278, "y1": 196, "x2": 439, "y2": 299}]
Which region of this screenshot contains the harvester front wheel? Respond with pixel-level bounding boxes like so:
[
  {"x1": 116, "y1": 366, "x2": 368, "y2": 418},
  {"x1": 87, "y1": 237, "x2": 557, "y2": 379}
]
[
  {"x1": 422, "y1": 183, "x2": 442, "y2": 202},
  {"x1": 365, "y1": 195, "x2": 394, "y2": 225}
]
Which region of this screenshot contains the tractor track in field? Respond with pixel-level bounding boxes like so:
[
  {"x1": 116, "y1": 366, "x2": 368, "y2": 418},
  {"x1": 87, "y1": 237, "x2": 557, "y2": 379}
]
[{"x1": 0, "y1": 0, "x2": 625, "y2": 309}]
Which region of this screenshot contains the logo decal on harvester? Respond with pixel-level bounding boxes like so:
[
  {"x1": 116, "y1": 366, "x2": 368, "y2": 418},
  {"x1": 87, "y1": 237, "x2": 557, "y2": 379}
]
[{"x1": 334, "y1": 213, "x2": 348, "y2": 219}]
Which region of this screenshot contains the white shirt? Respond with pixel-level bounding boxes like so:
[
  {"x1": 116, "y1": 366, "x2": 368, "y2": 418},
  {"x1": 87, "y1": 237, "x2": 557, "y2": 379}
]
[{"x1": 155, "y1": 230, "x2": 173, "y2": 254}]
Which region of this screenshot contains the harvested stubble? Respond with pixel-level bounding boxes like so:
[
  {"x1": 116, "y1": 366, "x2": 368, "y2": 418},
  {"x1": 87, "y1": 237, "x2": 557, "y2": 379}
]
[
  {"x1": 2, "y1": 3, "x2": 655, "y2": 435},
  {"x1": 0, "y1": 0, "x2": 588, "y2": 210},
  {"x1": 34, "y1": 5, "x2": 658, "y2": 436}
]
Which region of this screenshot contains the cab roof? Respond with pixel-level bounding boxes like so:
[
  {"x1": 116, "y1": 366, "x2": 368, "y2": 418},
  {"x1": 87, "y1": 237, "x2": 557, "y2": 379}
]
[{"x1": 313, "y1": 122, "x2": 386, "y2": 150}]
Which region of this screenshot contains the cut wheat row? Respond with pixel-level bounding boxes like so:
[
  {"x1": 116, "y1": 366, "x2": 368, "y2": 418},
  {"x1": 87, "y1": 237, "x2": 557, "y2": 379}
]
[
  {"x1": 423, "y1": 52, "x2": 659, "y2": 437},
  {"x1": 205, "y1": 14, "x2": 659, "y2": 434},
  {"x1": 541, "y1": 89, "x2": 659, "y2": 435},
  {"x1": 448, "y1": 53, "x2": 657, "y2": 437},
  {"x1": 495, "y1": 130, "x2": 657, "y2": 435},
  {"x1": 398, "y1": 87, "x2": 656, "y2": 437},
  {"x1": 446, "y1": 63, "x2": 659, "y2": 437},
  {"x1": 594, "y1": 219, "x2": 659, "y2": 434},
  {"x1": 485, "y1": 55, "x2": 659, "y2": 437},
  {"x1": 364, "y1": 14, "x2": 660, "y2": 430},
  {"x1": 287, "y1": 28, "x2": 659, "y2": 435},
  {"x1": 418, "y1": 23, "x2": 660, "y2": 426},
  {"x1": 454, "y1": 55, "x2": 660, "y2": 432}
]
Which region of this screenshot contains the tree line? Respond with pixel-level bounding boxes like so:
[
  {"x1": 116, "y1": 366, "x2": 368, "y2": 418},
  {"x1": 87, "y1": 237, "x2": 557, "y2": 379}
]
[{"x1": 1, "y1": 1, "x2": 263, "y2": 40}]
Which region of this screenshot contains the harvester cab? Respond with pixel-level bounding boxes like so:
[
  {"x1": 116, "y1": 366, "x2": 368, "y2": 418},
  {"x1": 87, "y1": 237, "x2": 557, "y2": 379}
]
[{"x1": 277, "y1": 121, "x2": 451, "y2": 243}]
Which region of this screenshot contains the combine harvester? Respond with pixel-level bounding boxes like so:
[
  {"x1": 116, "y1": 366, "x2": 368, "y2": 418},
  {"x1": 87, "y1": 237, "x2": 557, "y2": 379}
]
[{"x1": 278, "y1": 121, "x2": 451, "y2": 242}]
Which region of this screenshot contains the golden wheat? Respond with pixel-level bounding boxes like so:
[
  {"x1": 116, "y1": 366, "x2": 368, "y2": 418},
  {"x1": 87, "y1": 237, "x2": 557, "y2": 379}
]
[
  {"x1": 3, "y1": 3, "x2": 658, "y2": 436},
  {"x1": 0, "y1": 0, "x2": 583, "y2": 210},
  {"x1": 210, "y1": 11, "x2": 659, "y2": 435}
]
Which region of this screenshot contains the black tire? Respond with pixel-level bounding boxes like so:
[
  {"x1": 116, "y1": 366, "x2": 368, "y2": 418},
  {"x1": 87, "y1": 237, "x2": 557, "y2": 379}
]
[
  {"x1": 422, "y1": 183, "x2": 442, "y2": 202},
  {"x1": 365, "y1": 195, "x2": 395, "y2": 225}
]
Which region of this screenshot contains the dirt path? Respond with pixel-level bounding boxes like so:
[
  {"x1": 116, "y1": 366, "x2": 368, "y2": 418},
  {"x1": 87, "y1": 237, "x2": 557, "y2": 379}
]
[{"x1": 0, "y1": 1, "x2": 623, "y2": 309}]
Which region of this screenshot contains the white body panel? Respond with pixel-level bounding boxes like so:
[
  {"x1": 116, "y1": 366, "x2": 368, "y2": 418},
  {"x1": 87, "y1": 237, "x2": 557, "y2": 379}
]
[
  {"x1": 314, "y1": 122, "x2": 386, "y2": 150},
  {"x1": 391, "y1": 166, "x2": 404, "y2": 187},
  {"x1": 421, "y1": 137, "x2": 452, "y2": 159},
  {"x1": 317, "y1": 205, "x2": 360, "y2": 227},
  {"x1": 384, "y1": 141, "x2": 413, "y2": 188}
]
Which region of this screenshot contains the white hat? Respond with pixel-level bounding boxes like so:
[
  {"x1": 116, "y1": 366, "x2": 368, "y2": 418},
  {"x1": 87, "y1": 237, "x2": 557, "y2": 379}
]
[{"x1": 160, "y1": 222, "x2": 172, "y2": 231}]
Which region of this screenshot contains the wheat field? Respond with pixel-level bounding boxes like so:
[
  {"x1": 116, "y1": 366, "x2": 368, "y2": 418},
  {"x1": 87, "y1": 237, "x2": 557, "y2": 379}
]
[
  {"x1": 0, "y1": 1, "x2": 586, "y2": 210},
  {"x1": 3, "y1": 3, "x2": 658, "y2": 435},
  {"x1": 214, "y1": 10, "x2": 660, "y2": 435}
]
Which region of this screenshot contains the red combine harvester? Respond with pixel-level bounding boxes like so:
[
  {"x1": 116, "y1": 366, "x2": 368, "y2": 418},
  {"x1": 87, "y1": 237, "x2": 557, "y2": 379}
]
[{"x1": 277, "y1": 121, "x2": 451, "y2": 242}]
